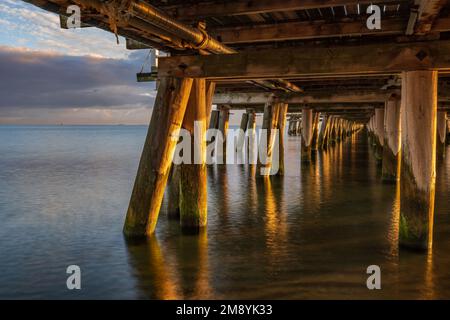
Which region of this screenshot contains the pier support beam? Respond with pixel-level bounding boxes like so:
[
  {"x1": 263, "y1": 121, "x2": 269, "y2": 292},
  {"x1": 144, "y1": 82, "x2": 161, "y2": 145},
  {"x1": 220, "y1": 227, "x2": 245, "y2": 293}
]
[
  {"x1": 247, "y1": 109, "x2": 257, "y2": 164},
  {"x1": 329, "y1": 116, "x2": 337, "y2": 144},
  {"x1": 258, "y1": 101, "x2": 280, "y2": 175},
  {"x1": 374, "y1": 108, "x2": 385, "y2": 162},
  {"x1": 205, "y1": 81, "x2": 216, "y2": 121},
  {"x1": 218, "y1": 105, "x2": 230, "y2": 163},
  {"x1": 124, "y1": 77, "x2": 193, "y2": 237},
  {"x1": 437, "y1": 111, "x2": 447, "y2": 158},
  {"x1": 208, "y1": 110, "x2": 220, "y2": 145},
  {"x1": 167, "y1": 165, "x2": 181, "y2": 219},
  {"x1": 447, "y1": 119, "x2": 450, "y2": 144},
  {"x1": 301, "y1": 108, "x2": 313, "y2": 163},
  {"x1": 288, "y1": 119, "x2": 297, "y2": 136},
  {"x1": 311, "y1": 112, "x2": 320, "y2": 151},
  {"x1": 236, "y1": 112, "x2": 249, "y2": 153},
  {"x1": 335, "y1": 118, "x2": 341, "y2": 142},
  {"x1": 180, "y1": 79, "x2": 208, "y2": 230},
  {"x1": 368, "y1": 116, "x2": 374, "y2": 145},
  {"x1": 382, "y1": 96, "x2": 401, "y2": 182},
  {"x1": 277, "y1": 103, "x2": 288, "y2": 176},
  {"x1": 319, "y1": 115, "x2": 330, "y2": 149},
  {"x1": 399, "y1": 70, "x2": 437, "y2": 251}
]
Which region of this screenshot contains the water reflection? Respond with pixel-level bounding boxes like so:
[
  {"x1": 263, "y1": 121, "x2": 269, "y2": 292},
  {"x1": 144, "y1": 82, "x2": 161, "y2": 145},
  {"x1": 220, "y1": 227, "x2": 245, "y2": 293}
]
[
  {"x1": 387, "y1": 182, "x2": 400, "y2": 258},
  {"x1": 125, "y1": 237, "x2": 181, "y2": 299},
  {"x1": 2, "y1": 126, "x2": 449, "y2": 299},
  {"x1": 123, "y1": 130, "x2": 450, "y2": 299},
  {"x1": 125, "y1": 230, "x2": 212, "y2": 299},
  {"x1": 260, "y1": 177, "x2": 288, "y2": 262}
]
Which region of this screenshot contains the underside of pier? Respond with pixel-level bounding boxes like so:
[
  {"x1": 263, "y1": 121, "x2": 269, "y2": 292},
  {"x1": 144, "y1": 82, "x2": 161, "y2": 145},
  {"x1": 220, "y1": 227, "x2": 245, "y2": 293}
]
[{"x1": 24, "y1": 0, "x2": 450, "y2": 251}]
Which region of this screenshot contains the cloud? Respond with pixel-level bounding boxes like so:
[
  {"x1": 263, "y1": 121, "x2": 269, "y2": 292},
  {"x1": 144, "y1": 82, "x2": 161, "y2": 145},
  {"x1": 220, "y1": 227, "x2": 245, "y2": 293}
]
[
  {"x1": 0, "y1": 0, "x2": 131, "y2": 59},
  {"x1": 0, "y1": 1, "x2": 160, "y2": 124},
  {"x1": 0, "y1": 46, "x2": 155, "y2": 109},
  {"x1": 0, "y1": 46, "x2": 157, "y2": 124}
]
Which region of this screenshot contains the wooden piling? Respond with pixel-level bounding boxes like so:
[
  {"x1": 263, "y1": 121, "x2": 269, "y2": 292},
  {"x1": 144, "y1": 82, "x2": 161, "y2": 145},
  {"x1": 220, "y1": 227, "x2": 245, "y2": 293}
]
[
  {"x1": 170, "y1": 81, "x2": 216, "y2": 219},
  {"x1": 328, "y1": 116, "x2": 337, "y2": 145},
  {"x1": 374, "y1": 108, "x2": 385, "y2": 162},
  {"x1": 205, "y1": 81, "x2": 216, "y2": 123},
  {"x1": 236, "y1": 112, "x2": 249, "y2": 153},
  {"x1": 124, "y1": 77, "x2": 193, "y2": 237},
  {"x1": 277, "y1": 103, "x2": 288, "y2": 176},
  {"x1": 437, "y1": 111, "x2": 447, "y2": 158},
  {"x1": 207, "y1": 109, "x2": 220, "y2": 163},
  {"x1": 447, "y1": 119, "x2": 450, "y2": 144},
  {"x1": 399, "y1": 70, "x2": 437, "y2": 251},
  {"x1": 311, "y1": 112, "x2": 320, "y2": 151},
  {"x1": 301, "y1": 108, "x2": 313, "y2": 162},
  {"x1": 247, "y1": 109, "x2": 257, "y2": 164},
  {"x1": 288, "y1": 119, "x2": 295, "y2": 136},
  {"x1": 321, "y1": 115, "x2": 331, "y2": 148},
  {"x1": 257, "y1": 101, "x2": 280, "y2": 175},
  {"x1": 367, "y1": 116, "x2": 374, "y2": 145},
  {"x1": 180, "y1": 78, "x2": 208, "y2": 230},
  {"x1": 218, "y1": 105, "x2": 230, "y2": 163},
  {"x1": 382, "y1": 96, "x2": 401, "y2": 182},
  {"x1": 167, "y1": 164, "x2": 181, "y2": 219},
  {"x1": 337, "y1": 118, "x2": 343, "y2": 142}
]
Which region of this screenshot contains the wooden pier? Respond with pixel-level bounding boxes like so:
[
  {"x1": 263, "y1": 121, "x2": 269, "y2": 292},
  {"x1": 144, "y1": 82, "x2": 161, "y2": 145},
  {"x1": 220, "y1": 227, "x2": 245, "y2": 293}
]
[{"x1": 24, "y1": 0, "x2": 450, "y2": 251}]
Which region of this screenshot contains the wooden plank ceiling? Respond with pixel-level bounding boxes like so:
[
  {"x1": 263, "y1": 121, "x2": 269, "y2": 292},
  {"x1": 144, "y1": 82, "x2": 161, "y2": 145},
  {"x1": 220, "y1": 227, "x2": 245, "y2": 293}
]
[{"x1": 22, "y1": 0, "x2": 450, "y2": 120}]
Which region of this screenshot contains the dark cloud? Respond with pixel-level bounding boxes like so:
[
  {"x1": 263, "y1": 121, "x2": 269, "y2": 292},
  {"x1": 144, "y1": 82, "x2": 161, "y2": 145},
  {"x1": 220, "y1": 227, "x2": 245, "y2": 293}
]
[{"x1": 0, "y1": 47, "x2": 155, "y2": 109}]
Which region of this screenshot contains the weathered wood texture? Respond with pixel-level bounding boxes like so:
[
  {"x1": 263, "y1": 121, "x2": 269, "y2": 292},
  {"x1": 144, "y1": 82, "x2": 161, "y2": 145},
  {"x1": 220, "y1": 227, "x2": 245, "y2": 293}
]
[
  {"x1": 415, "y1": 0, "x2": 448, "y2": 35},
  {"x1": 124, "y1": 77, "x2": 193, "y2": 237},
  {"x1": 236, "y1": 112, "x2": 249, "y2": 153},
  {"x1": 180, "y1": 79, "x2": 208, "y2": 229},
  {"x1": 311, "y1": 112, "x2": 320, "y2": 151},
  {"x1": 205, "y1": 81, "x2": 216, "y2": 127},
  {"x1": 374, "y1": 107, "x2": 385, "y2": 162},
  {"x1": 319, "y1": 115, "x2": 330, "y2": 148},
  {"x1": 382, "y1": 96, "x2": 402, "y2": 182},
  {"x1": 257, "y1": 101, "x2": 281, "y2": 175},
  {"x1": 301, "y1": 108, "x2": 314, "y2": 163},
  {"x1": 247, "y1": 110, "x2": 257, "y2": 164},
  {"x1": 167, "y1": 164, "x2": 181, "y2": 219},
  {"x1": 437, "y1": 111, "x2": 447, "y2": 157},
  {"x1": 399, "y1": 70, "x2": 437, "y2": 251},
  {"x1": 213, "y1": 91, "x2": 395, "y2": 105},
  {"x1": 159, "y1": 40, "x2": 450, "y2": 79},
  {"x1": 277, "y1": 103, "x2": 288, "y2": 176},
  {"x1": 213, "y1": 18, "x2": 407, "y2": 44},
  {"x1": 162, "y1": 0, "x2": 404, "y2": 19},
  {"x1": 217, "y1": 106, "x2": 230, "y2": 163}
]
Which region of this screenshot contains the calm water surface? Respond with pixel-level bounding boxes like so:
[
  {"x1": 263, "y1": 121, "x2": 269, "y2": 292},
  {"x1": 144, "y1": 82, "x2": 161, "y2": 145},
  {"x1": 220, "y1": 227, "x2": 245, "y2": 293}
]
[{"x1": 0, "y1": 125, "x2": 449, "y2": 299}]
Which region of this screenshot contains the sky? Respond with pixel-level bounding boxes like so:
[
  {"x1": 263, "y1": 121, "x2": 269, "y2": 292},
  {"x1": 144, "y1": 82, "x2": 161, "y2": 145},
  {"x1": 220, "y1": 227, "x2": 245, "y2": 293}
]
[{"x1": 0, "y1": 0, "x2": 157, "y2": 125}]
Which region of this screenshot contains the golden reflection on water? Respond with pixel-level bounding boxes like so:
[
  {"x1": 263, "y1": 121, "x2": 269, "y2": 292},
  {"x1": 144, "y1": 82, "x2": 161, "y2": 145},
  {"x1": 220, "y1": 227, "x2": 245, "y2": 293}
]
[
  {"x1": 422, "y1": 250, "x2": 435, "y2": 299},
  {"x1": 123, "y1": 130, "x2": 448, "y2": 299},
  {"x1": 388, "y1": 182, "x2": 400, "y2": 258},
  {"x1": 261, "y1": 177, "x2": 287, "y2": 260},
  {"x1": 320, "y1": 147, "x2": 333, "y2": 203},
  {"x1": 192, "y1": 229, "x2": 213, "y2": 298},
  {"x1": 126, "y1": 230, "x2": 213, "y2": 300},
  {"x1": 126, "y1": 236, "x2": 181, "y2": 300}
]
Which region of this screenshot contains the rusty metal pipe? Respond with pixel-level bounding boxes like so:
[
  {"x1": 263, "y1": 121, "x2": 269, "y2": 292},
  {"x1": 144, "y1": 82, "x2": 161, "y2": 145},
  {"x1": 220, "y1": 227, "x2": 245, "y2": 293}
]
[{"x1": 130, "y1": 0, "x2": 235, "y2": 54}]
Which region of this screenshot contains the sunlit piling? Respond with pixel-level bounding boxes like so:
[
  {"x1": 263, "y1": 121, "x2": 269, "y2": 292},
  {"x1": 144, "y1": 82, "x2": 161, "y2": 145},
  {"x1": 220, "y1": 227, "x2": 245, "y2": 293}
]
[
  {"x1": 399, "y1": 71, "x2": 437, "y2": 251},
  {"x1": 382, "y1": 96, "x2": 401, "y2": 182}
]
